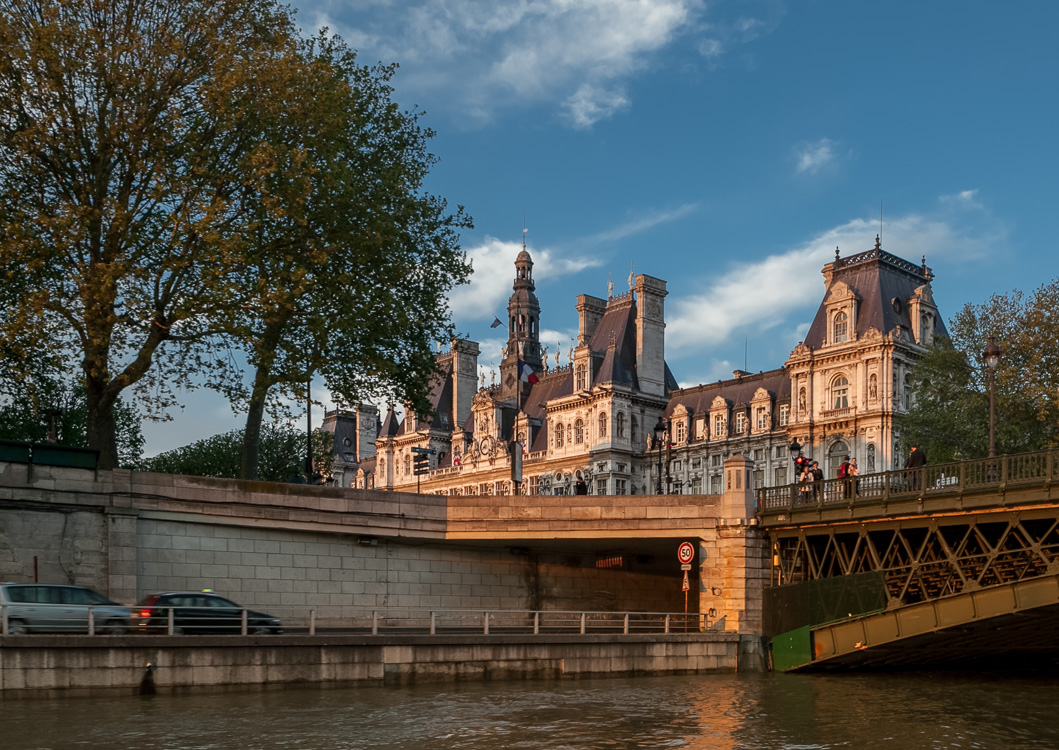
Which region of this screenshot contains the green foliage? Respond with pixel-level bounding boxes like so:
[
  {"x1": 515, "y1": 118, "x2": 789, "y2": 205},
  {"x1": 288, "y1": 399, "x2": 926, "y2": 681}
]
[
  {"x1": 225, "y1": 32, "x2": 472, "y2": 479},
  {"x1": 0, "y1": 1, "x2": 470, "y2": 473},
  {"x1": 900, "y1": 281, "x2": 1059, "y2": 460},
  {"x1": 0, "y1": 0, "x2": 303, "y2": 469},
  {"x1": 140, "y1": 425, "x2": 333, "y2": 483},
  {"x1": 0, "y1": 378, "x2": 144, "y2": 468}
]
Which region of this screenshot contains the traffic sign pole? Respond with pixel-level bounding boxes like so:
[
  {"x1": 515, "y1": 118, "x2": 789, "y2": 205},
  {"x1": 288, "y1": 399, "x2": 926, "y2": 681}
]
[{"x1": 677, "y1": 542, "x2": 694, "y2": 630}]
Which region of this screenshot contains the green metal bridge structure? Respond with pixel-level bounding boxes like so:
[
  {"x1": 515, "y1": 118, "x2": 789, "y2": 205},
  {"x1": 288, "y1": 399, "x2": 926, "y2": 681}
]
[{"x1": 756, "y1": 450, "x2": 1059, "y2": 671}]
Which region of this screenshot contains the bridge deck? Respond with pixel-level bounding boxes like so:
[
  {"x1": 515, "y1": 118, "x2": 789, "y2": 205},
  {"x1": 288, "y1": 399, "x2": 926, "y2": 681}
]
[{"x1": 757, "y1": 449, "x2": 1059, "y2": 527}]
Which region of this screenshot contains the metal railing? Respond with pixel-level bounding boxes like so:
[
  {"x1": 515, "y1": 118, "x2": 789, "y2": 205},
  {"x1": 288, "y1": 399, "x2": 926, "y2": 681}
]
[
  {"x1": 2, "y1": 606, "x2": 722, "y2": 637},
  {"x1": 756, "y1": 448, "x2": 1059, "y2": 523}
]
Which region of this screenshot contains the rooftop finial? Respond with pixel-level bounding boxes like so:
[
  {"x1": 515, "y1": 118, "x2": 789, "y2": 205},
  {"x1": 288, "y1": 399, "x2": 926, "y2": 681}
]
[
  {"x1": 875, "y1": 234, "x2": 881, "y2": 250},
  {"x1": 628, "y1": 261, "x2": 635, "y2": 290},
  {"x1": 835, "y1": 246, "x2": 840, "y2": 261}
]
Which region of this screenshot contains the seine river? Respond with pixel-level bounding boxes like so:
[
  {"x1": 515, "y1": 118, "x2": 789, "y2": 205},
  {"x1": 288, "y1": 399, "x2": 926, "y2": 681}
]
[{"x1": 6, "y1": 670, "x2": 1059, "y2": 749}]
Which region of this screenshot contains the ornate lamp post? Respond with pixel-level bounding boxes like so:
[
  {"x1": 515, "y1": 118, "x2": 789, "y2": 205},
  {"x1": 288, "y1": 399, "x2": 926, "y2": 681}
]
[
  {"x1": 653, "y1": 417, "x2": 667, "y2": 495},
  {"x1": 789, "y1": 438, "x2": 802, "y2": 484},
  {"x1": 983, "y1": 336, "x2": 1002, "y2": 459}
]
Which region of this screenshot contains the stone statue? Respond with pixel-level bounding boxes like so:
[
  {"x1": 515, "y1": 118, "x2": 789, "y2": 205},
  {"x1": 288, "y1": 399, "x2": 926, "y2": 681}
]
[
  {"x1": 608, "y1": 275, "x2": 615, "y2": 298},
  {"x1": 555, "y1": 345, "x2": 561, "y2": 367},
  {"x1": 541, "y1": 344, "x2": 549, "y2": 372},
  {"x1": 480, "y1": 371, "x2": 486, "y2": 388},
  {"x1": 567, "y1": 345, "x2": 573, "y2": 363}
]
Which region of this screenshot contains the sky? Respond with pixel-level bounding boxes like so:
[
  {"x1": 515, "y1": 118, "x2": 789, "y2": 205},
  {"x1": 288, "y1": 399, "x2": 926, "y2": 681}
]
[{"x1": 142, "y1": 0, "x2": 1059, "y2": 455}]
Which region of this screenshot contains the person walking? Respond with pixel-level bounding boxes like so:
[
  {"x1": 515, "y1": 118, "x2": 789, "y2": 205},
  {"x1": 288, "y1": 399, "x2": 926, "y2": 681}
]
[
  {"x1": 839, "y1": 455, "x2": 853, "y2": 499},
  {"x1": 811, "y1": 461, "x2": 824, "y2": 501},
  {"x1": 905, "y1": 445, "x2": 926, "y2": 491},
  {"x1": 797, "y1": 463, "x2": 813, "y2": 504},
  {"x1": 848, "y1": 457, "x2": 860, "y2": 496}
]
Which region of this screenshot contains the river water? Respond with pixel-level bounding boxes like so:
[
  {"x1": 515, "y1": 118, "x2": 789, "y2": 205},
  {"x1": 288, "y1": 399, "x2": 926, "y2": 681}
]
[{"x1": 6, "y1": 670, "x2": 1059, "y2": 749}]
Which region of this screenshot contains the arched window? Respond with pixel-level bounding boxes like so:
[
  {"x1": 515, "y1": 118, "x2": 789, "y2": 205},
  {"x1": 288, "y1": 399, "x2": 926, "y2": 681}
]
[
  {"x1": 403, "y1": 454, "x2": 410, "y2": 475},
  {"x1": 834, "y1": 311, "x2": 848, "y2": 343},
  {"x1": 828, "y1": 441, "x2": 848, "y2": 478},
  {"x1": 574, "y1": 419, "x2": 584, "y2": 444},
  {"x1": 675, "y1": 420, "x2": 686, "y2": 443},
  {"x1": 617, "y1": 412, "x2": 626, "y2": 438},
  {"x1": 555, "y1": 422, "x2": 564, "y2": 448},
  {"x1": 832, "y1": 376, "x2": 849, "y2": 409},
  {"x1": 576, "y1": 363, "x2": 587, "y2": 391},
  {"x1": 598, "y1": 412, "x2": 607, "y2": 438}
]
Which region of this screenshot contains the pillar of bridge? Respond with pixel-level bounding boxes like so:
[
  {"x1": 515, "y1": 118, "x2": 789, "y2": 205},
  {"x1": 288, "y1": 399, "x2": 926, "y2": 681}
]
[{"x1": 698, "y1": 455, "x2": 769, "y2": 638}]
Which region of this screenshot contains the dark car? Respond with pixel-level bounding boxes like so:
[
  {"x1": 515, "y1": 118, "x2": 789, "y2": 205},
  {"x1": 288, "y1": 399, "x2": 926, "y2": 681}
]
[
  {"x1": 133, "y1": 591, "x2": 283, "y2": 635},
  {"x1": 0, "y1": 583, "x2": 132, "y2": 635}
]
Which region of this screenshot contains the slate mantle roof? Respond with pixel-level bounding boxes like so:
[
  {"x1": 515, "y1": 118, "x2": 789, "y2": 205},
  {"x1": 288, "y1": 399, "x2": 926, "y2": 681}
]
[
  {"x1": 666, "y1": 368, "x2": 792, "y2": 426},
  {"x1": 803, "y1": 241, "x2": 949, "y2": 349}
]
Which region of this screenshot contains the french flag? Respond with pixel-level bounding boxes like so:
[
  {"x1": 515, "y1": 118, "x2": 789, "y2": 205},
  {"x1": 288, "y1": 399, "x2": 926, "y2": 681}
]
[{"x1": 517, "y1": 359, "x2": 539, "y2": 384}]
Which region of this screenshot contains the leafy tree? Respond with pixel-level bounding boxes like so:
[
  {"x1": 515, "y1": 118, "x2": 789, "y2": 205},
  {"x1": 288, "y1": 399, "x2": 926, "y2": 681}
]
[
  {"x1": 0, "y1": 376, "x2": 144, "y2": 467},
  {"x1": 225, "y1": 33, "x2": 472, "y2": 479},
  {"x1": 900, "y1": 281, "x2": 1059, "y2": 462},
  {"x1": 140, "y1": 424, "x2": 332, "y2": 483},
  {"x1": 0, "y1": 0, "x2": 303, "y2": 469}
]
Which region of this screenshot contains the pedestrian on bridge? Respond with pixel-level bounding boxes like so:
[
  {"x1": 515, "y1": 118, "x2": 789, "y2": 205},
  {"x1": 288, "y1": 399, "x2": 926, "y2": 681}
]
[
  {"x1": 797, "y1": 463, "x2": 813, "y2": 504},
  {"x1": 811, "y1": 461, "x2": 823, "y2": 500},
  {"x1": 905, "y1": 445, "x2": 927, "y2": 491},
  {"x1": 839, "y1": 456, "x2": 854, "y2": 499}
]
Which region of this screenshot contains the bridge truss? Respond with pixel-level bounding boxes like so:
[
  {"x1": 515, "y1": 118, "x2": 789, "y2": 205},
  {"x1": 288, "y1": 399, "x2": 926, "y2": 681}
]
[{"x1": 759, "y1": 450, "x2": 1059, "y2": 669}]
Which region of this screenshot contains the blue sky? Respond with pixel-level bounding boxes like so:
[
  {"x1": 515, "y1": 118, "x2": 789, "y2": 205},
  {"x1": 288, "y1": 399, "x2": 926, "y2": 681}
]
[{"x1": 142, "y1": 0, "x2": 1059, "y2": 455}]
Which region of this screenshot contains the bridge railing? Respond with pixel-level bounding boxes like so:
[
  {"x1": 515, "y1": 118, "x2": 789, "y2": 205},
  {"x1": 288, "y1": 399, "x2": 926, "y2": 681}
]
[{"x1": 756, "y1": 448, "x2": 1059, "y2": 520}]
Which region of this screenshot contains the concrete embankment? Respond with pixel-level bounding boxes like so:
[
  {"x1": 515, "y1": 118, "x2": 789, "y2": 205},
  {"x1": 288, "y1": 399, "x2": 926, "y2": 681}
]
[{"x1": 0, "y1": 632, "x2": 766, "y2": 698}]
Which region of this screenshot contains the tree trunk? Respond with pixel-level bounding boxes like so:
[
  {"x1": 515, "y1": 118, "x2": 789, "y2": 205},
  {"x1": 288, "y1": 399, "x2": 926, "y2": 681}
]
[
  {"x1": 85, "y1": 384, "x2": 119, "y2": 470},
  {"x1": 241, "y1": 363, "x2": 274, "y2": 480}
]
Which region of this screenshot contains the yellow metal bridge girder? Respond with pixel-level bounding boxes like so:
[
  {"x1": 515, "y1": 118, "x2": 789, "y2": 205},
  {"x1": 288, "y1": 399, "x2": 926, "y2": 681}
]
[{"x1": 805, "y1": 573, "x2": 1059, "y2": 669}]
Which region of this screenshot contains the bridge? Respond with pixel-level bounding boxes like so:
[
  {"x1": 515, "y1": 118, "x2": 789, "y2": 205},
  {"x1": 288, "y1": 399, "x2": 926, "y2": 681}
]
[{"x1": 755, "y1": 450, "x2": 1059, "y2": 670}]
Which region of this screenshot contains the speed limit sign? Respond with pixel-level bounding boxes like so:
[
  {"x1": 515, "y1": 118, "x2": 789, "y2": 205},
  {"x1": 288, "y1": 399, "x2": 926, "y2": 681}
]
[{"x1": 677, "y1": 542, "x2": 694, "y2": 564}]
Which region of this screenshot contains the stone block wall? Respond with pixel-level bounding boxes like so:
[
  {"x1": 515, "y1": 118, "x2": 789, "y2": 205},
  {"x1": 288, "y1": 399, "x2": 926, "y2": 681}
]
[
  {"x1": 0, "y1": 507, "x2": 109, "y2": 591},
  {"x1": 133, "y1": 518, "x2": 682, "y2": 616}
]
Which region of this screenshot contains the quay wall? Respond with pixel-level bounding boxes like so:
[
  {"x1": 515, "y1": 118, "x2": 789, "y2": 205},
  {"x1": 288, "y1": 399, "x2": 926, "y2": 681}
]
[{"x1": 0, "y1": 632, "x2": 759, "y2": 698}]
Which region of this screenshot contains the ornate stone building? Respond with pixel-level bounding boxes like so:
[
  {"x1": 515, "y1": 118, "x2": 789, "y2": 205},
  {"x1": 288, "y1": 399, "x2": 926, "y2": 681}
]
[{"x1": 335, "y1": 236, "x2": 944, "y2": 495}]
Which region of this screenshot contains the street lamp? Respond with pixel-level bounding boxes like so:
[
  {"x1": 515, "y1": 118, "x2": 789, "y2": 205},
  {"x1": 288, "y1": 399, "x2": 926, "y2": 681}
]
[
  {"x1": 789, "y1": 438, "x2": 802, "y2": 484},
  {"x1": 983, "y1": 336, "x2": 1002, "y2": 459},
  {"x1": 653, "y1": 417, "x2": 667, "y2": 495}
]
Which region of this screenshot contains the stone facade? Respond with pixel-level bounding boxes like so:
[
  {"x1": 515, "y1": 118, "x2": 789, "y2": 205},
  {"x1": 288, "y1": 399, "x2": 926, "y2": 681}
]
[{"x1": 360, "y1": 236, "x2": 944, "y2": 496}]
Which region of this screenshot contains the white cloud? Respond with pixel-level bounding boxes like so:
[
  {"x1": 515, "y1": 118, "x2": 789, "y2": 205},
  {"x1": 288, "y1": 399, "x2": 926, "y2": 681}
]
[
  {"x1": 795, "y1": 138, "x2": 838, "y2": 175},
  {"x1": 563, "y1": 84, "x2": 631, "y2": 129},
  {"x1": 584, "y1": 203, "x2": 699, "y2": 245},
  {"x1": 664, "y1": 203, "x2": 1005, "y2": 359},
  {"x1": 313, "y1": 0, "x2": 702, "y2": 127}
]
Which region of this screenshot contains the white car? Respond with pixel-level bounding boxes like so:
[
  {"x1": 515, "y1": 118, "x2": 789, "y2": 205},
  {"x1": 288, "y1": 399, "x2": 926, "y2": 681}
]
[{"x1": 0, "y1": 583, "x2": 132, "y2": 635}]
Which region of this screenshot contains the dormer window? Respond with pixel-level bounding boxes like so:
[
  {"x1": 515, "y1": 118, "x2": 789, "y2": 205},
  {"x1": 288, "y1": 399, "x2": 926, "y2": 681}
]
[
  {"x1": 834, "y1": 311, "x2": 848, "y2": 343},
  {"x1": 576, "y1": 363, "x2": 587, "y2": 391}
]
